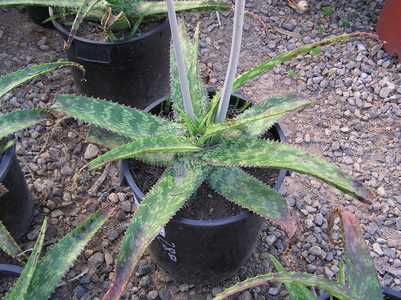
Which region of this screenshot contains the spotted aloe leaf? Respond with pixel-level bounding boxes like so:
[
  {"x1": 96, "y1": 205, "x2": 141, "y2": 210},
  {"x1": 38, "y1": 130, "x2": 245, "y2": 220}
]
[
  {"x1": 89, "y1": 135, "x2": 201, "y2": 170},
  {"x1": 0, "y1": 61, "x2": 83, "y2": 100},
  {"x1": 0, "y1": 0, "x2": 84, "y2": 8},
  {"x1": 207, "y1": 167, "x2": 288, "y2": 221},
  {"x1": 87, "y1": 126, "x2": 130, "y2": 149},
  {"x1": 203, "y1": 32, "x2": 376, "y2": 126},
  {"x1": 338, "y1": 210, "x2": 382, "y2": 300},
  {"x1": 136, "y1": 1, "x2": 229, "y2": 18},
  {"x1": 232, "y1": 33, "x2": 375, "y2": 92},
  {"x1": 0, "y1": 110, "x2": 48, "y2": 140},
  {"x1": 5, "y1": 218, "x2": 47, "y2": 300},
  {"x1": 234, "y1": 95, "x2": 311, "y2": 138},
  {"x1": 213, "y1": 272, "x2": 350, "y2": 300},
  {"x1": 201, "y1": 140, "x2": 374, "y2": 203},
  {"x1": 269, "y1": 255, "x2": 317, "y2": 300},
  {"x1": 24, "y1": 209, "x2": 111, "y2": 299},
  {"x1": 87, "y1": 127, "x2": 173, "y2": 166},
  {"x1": 53, "y1": 95, "x2": 186, "y2": 139},
  {"x1": 170, "y1": 23, "x2": 208, "y2": 121},
  {"x1": 103, "y1": 160, "x2": 209, "y2": 300},
  {"x1": 201, "y1": 95, "x2": 311, "y2": 142},
  {"x1": 0, "y1": 220, "x2": 22, "y2": 261}
]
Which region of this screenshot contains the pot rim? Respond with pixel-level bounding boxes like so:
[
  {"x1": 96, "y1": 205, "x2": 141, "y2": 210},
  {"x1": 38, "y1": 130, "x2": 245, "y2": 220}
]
[
  {"x1": 0, "y1": 264, "x2": 22, "y2": 278},
  {"x1": 0, "y1": 145, "x2": 15, "y2": 183},
  {"x1": 121, "y1": 94, "x2": 289, "y2": 227},
  {"x1": 49, "y1": 8, "x2": 168, "y2": 46}
]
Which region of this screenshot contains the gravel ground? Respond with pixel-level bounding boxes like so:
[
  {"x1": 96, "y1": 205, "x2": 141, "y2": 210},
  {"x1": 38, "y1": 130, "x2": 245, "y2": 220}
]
[{"x1": 0, "y1": 0, "x2": 400, "y2": 299}]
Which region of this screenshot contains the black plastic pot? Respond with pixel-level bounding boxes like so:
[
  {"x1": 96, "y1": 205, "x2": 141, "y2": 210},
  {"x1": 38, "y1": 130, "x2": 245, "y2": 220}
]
[
  {"x1": 27, "y1": 6, "x2": 53, "y2": 28},
  {"x1": 121, "y1": 95, "x2": 288, "y2": 284},
  {"x1": 318, "y1": 287, "x2": 401, "y2": 300},
  {"x1": 50, "y1": 9, "x2": 170, "y2": 109},
  {"x1": 0, "y1": 145, "x2": 33, "y2": 239},
  {"x1": 0, "y1": 264, "x2": 23, "y2": 278}
]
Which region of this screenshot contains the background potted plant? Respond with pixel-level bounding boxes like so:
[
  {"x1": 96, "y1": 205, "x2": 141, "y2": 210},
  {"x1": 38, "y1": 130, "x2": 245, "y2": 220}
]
[
  {"x1": 213, "y1": 209, "x2": 401, "y2": 300},
  {"x1": 0, "y1": 209, "x2": 111, "y2": 299},
  {"x1": 0, "y1": 0, "x2": 229, "y2": 108},
  {"x1": 50, "y1": 0, "x2": 375, "y2": 299},
  {"x1": 26, "y1": 5, "x2": 53, "y2": 28},
  {"x1": 0, "y1": 61, "x2": 82, "y2": 238}
]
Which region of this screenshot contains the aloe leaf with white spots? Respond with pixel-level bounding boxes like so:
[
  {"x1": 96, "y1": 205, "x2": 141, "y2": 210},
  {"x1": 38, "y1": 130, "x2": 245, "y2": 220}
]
[
  {"x1": 337, "y1": 210, "x2": 382, "y2": 300},
  {"x1": 136, "y1": 1, "x2": 229, "y2": 17},
  {"x1": 24, "y1": 209, "x2": 111, "y2": 299},
  {"x1": 89, "y1": 135, "x2": 200, "y2": 170},
  {"x1": 0, "y1": 0, "x2": 85, "y2": 8},
  {"x1": 201, "y1": 139, "x2": 373, "y2": 203},
  {"x1": 215, "y1": 210, "x2": 383, "y2": 300},
  {"x1": 0, "y1": 61, "x2": 83, "y2": 100},
  {"x1": 0, "y1": 110, "x2": 48, "y2": 141},
  {"x1": 269, "y1": 255, "x2": 318, "y2": 300},
  {"x1": 201, "y1": 95, "x2": 311, "y2": 142},
  {"x1": 53, "y1": 95, "x2": 186, "y2": 139},
  {"x1": 0, "y1": 220, "x2": 22, "y2": 261},
  {"x1": 208, "y1": 167, "x2": 288, "y2": 220},
  {"x1": 5, "y1": 218, "x2": 47, "y2": 300},
  {"x1": 204, "y1": 32, "x2": 377, "y2": 125},
  {"x1": 170, "y1": 23, "x2": 208, "y2": 121},
  {"x1": 86, "y1": 127, "x2": 173, "y2": 165},
  {"x1": 213, "y1": 272, "x2": 350, "y2": 300},
  {"x1": 103, "y1": 160, "x2": 209, "y2": 300}
]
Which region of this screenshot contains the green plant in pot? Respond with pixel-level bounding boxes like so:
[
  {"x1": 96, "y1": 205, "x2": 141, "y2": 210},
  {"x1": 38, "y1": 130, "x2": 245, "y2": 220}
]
[
  {"x1": 213, "y1": 209, "x2": 386, "y2": 300},
  {"x1": 0, "y1": 61, "x2": 82, "y2": 238},
  {"x1": 0, "y1": 0, "x2": 230, "y2": 109},
  {"x1": 0, "y1": 208, "x2": 112, "y2": 299},
  {"x1": 49, "y1": 0, "x2": 375, "y2": 298}
]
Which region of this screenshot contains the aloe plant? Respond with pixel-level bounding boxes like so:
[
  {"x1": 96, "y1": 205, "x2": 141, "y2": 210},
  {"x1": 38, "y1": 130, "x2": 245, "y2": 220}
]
[
  {"x1": 0, "y1": 61, "x2": 82, "y2": 154},
  {"x1": 3, "y1": 208, "x2": 111, "y2": 299},
  {"x1": 0, "y1": 0, "x2": 229, "y2": 42},
  {"x1": 0, "y1": 220, "x2": 23, "y2": 261},
  {"x1": 214, "y1": 210, "x2": 383, "y2": 300},
  {"x1": 49, "y1": 0, "x2": 376, "y2": 297}
]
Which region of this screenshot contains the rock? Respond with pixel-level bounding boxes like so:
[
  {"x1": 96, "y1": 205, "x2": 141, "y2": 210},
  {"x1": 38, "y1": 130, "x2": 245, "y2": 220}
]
[
  {"x1": 266, "y1": 235, "x2": 278, "y2": 245},
  {"x1": 147, "y1": 290, "x2": 158, "y2": 300},
  {"x1": 396, "y1": 218, "x2": 401, "y2": 231},
  {"x1": 309, "y1": 245, "x2": 323, "y2": 256},
  {"x1": 238, "y1": 291, "x2": 252, "y2": 300},
  {"x1": 212, "y1": 287, "x2": 223, "y2": 296},
  {"x1": 121, "y1": 200, "x2": 132, "y2": 212},
  {"x1": 373, "y1": 243, "x2": 384, "y2": 256},
  {"x1": 314, "y1": 214, "x2": 324, "y2": 226},
  {"x1": 107, "y1": 229, "x2": 119, "y2": 241},
  {"x1": 282, "y1": 20, "x2": 296, "y2": 31},
  {"x1": 108, "y1": 193, "x2": 119, "y2": 203},
  {"x1": 331, "y1": 141, "x2": 340, "y2": 151},
  {"x1": 138, "y1": 263, "x2": 154, "y2": 277},
  {"x1": 344, "y1": 156, "x2": 353, "y2": 165},
  {"x1": 88, "y1": 252, "x2": 104, "y2": 266},
  {"x1": 105, "y1": 251, "x2": 113, "y2": 266},
  {"x1": 60, "y1": 165, "x2": 73, "y2": 176},
  {"x1": 377, "y1": 186, "x2": 386, "y2": 197},
  {"x1": 268, "y1": 287, "x2": 280, "y2": 296},
  {"x1": 287, "y1": 197, "x2": 296, "y2": 207},
  {"x1": 84, "y1": 144, "x2": 100, "y2": 160},
  {"x1": 50, "y1": 209, "x2": 63, "y2": 218},
  {"x1": 379, "y1": 87, "x2": 391, "y2": 98}
]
